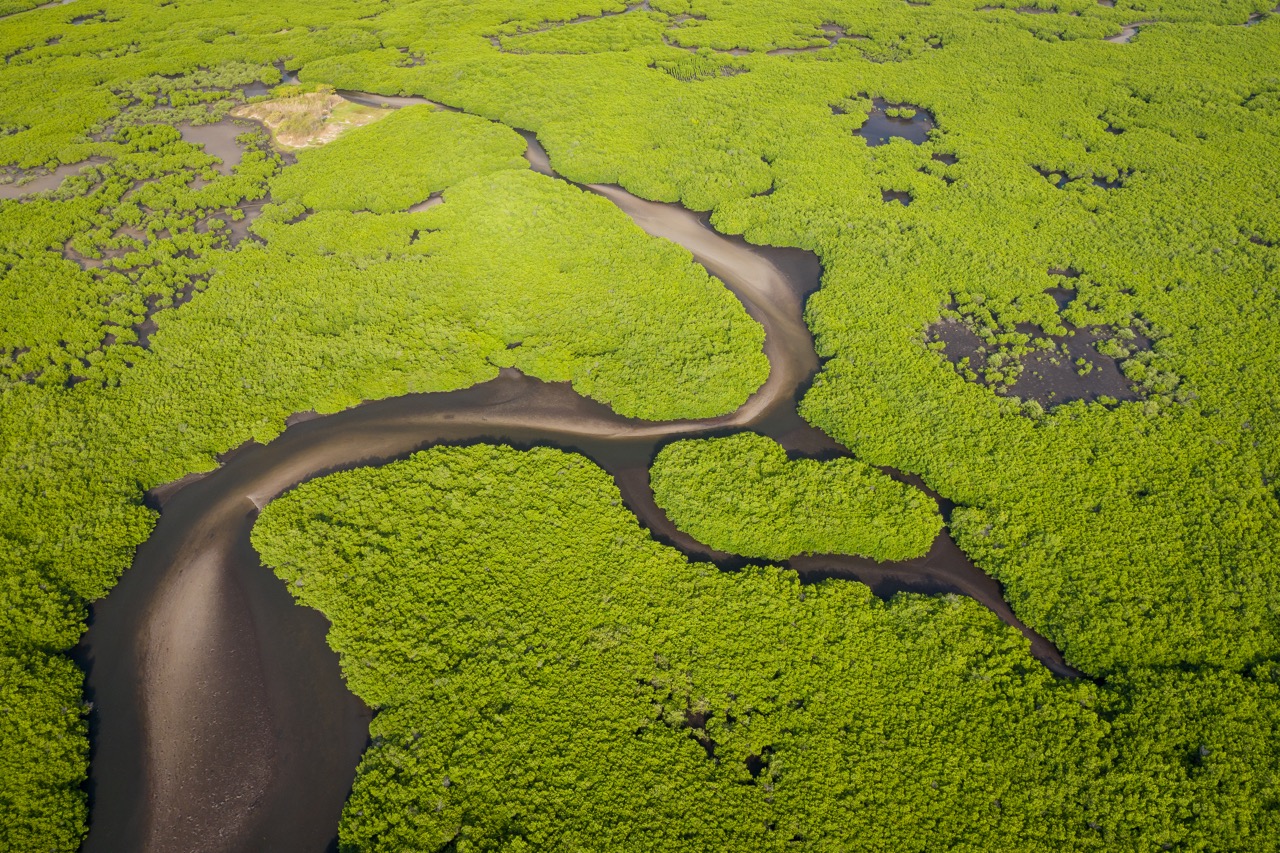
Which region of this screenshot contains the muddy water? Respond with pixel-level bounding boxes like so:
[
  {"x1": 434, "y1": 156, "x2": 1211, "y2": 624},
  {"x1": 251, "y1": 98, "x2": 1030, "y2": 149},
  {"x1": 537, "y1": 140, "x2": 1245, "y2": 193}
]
[
  {"x1": 0, "y1": 157, "x2": 108, "y2": 199},
  {"x1": 406, "y1": 192, "x2": 443, "y2": 212},
  {"x1": 1106, "y1": 21, "x2": 1154, "y2": 43},
  {"x1": 79, "y1": 123, "x2": 1075, "y2": 853},
  {"x1": 178, "y1": 121, "x2": 252, "y2": 175}
]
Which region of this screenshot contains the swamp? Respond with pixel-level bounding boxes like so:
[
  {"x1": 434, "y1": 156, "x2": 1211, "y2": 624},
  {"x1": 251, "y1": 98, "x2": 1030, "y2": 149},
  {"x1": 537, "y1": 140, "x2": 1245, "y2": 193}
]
[{"x1": 1, "y1": 0, "x2": 1278, "y2": 851}]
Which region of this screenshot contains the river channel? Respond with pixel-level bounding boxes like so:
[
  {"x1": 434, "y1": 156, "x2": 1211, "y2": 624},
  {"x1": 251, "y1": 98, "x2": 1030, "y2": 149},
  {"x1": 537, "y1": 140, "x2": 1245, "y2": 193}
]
[{"x1": 78, "y1": 115, "x2": 1076, "y2": 853}]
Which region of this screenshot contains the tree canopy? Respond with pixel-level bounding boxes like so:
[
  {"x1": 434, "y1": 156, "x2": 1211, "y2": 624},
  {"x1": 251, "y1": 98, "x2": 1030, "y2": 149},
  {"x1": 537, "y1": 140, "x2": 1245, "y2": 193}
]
[
  {"x1": 1, "y1": 0, "x2": 1278, "y2": 846},
  {"x1": 254, "y1": 446, "x2": 1280, "y2": 852},
  {"x1": 651, "y1": 432, "x2": 942, "y2": 561},
  {"x1": 269, "y1": 105, "x2": 530, "y2": 213}
]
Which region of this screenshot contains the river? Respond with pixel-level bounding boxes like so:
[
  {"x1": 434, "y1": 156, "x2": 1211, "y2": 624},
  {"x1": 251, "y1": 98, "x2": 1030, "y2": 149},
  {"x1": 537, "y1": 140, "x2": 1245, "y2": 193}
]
[{"x1": 77, "y1": 115, "x2": 1076, "y2": 853}]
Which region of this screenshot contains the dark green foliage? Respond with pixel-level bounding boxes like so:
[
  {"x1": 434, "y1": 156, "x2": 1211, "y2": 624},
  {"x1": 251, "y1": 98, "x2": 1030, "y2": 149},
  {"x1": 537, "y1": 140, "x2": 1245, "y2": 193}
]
[
  {"x1": 254, "y1": 446, "x2": 1280, "y2": 852},
  {"x1": 651, "y1": 432, "x2": 941, "y2": 560},
  {"x1": 1097, "y1": 665, "x2": 1280, "y2": 848}
]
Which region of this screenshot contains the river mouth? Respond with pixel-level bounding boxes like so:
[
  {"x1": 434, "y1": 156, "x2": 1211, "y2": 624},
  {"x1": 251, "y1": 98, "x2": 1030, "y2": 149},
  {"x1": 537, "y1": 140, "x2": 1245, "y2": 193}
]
[{"x1": 78, "y1": 117, "x2": 1076, "y2": 853}]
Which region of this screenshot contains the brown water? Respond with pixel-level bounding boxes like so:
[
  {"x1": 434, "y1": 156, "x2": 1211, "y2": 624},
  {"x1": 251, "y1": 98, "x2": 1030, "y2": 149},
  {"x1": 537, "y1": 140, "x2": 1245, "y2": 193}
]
[
  {"x1": 929, "y1": 312, "x2": 1147, "y2": 408},
  {"x1": 0, "y1": 157, "x2": 108, "y2": 199},
  {"x1": 78, "y1": 119, "x2": 1076, "y2": 853},
  {"x1": 1106, "y1": 22, "x2": 1154, "y2": 43},
  {"x1": 178, "y1": 121, "x2": 251, "y2": 175},
  {"x1": 406, "y1": 192, "x2": 443, "y2": 212}
]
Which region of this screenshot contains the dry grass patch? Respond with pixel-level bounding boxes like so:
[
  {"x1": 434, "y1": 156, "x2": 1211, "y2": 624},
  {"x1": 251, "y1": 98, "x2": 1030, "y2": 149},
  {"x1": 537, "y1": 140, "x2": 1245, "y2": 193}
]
[{"x1": 233, "y1": 86, "x2": 393, "y2": 149}]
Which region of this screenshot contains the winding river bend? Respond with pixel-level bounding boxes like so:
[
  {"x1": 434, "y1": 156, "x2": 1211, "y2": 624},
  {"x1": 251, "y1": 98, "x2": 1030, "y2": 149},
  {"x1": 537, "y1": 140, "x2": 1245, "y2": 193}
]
[{"x1": 78, "y1": 124, "x2": 1076, "y2": 853}]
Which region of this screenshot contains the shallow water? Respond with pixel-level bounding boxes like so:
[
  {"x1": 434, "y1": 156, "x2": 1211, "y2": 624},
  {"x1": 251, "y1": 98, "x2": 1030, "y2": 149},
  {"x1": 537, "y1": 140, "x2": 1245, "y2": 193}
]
[
  {"x1": 930, "y1": 314, "x2": 1145, "y2": 408},
  {"x1": 406, "y1": 193, "x2": 443, "y2": 212},
  {"x1": 178, "y1": 121, "x2": 251, "y2": 175},
  {"x1": 335, "y1": 89, "x2": 443, "y2": 110},
  {"x1": 0, "y1": 157, "x2": 106, "y2": 199},
  {"x1": 857, "y1": 98, "x2": 935, "y2": 146},
  {"x1": 1106, "y1": 22, "x2": 1154, "y2": 43}
]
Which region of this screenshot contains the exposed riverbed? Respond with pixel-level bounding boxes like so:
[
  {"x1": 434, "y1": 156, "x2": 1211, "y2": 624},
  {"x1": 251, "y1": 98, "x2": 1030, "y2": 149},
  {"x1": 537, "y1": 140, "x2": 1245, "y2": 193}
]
[{"x1": 78, "y1": 108, "x2": 1076, "y2": 853}]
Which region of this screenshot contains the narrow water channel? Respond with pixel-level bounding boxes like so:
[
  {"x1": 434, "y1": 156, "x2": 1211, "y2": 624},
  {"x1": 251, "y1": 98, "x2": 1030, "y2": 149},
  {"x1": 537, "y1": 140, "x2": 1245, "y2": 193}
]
[{"x1": 78, "y1": 115, "x2": 1076, "y2": 853}]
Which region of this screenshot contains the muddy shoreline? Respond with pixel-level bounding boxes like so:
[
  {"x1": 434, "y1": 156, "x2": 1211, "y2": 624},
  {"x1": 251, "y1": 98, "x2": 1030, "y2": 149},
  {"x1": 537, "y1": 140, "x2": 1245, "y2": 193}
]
[{"x1": 78, "y1": 121, "x2": 1076, "y2": 853}]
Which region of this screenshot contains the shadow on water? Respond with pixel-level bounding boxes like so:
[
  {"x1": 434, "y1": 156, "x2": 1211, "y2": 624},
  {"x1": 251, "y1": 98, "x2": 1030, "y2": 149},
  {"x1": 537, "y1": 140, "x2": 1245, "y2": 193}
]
[
  {"x1": 856, "y1": 97, "x2": 935, "y2": 146},
  {"x1": 78, "y1": 100, "x2": 1078, "y2": 853}
]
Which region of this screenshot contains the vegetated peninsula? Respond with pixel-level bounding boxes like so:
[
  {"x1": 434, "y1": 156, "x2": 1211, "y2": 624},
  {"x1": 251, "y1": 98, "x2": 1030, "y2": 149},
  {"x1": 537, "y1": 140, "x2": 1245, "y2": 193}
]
[{"x1": 1, "y1": 0, "x2": 1278, "y2": 850}]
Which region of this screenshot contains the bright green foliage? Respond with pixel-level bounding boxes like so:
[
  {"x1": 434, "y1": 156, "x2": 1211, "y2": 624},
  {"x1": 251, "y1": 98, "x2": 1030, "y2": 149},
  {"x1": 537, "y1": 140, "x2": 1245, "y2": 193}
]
[
  {"x1": 651, "y1": 50, "x2": 749, "y2": 81},
  {"x1": 0, "y1": 651, "x2": 87, "y2": 853},
  {"x1": 253, "y1": 446, "x2": 1280, "y2": 852},
  {"x1": 651, "y1": 433, "x2": 941, "y2": 560},
  {"x1": 270, "y1": 106, "x2": 529, "y2": 213},
  {"x1": 0, "y1": 154, "x2": 763, "y2": 659},
  {"x1": 0, "y1": 28, "x2": 765, "y2": 837},
  {"x1": 497, "y1": 9, "x2": 671, "y2": 54},
  {"x1": 148, "y1": 168, "x2": 765, "y2": 425},
  {"x1": 314, "y1": 0, "x2": 1280, "y2": 673},
  {"x1": 0, "y1": 0, "x2": 44, "y2": 19},
  {"x1": 0, "y1": 122, "x2": 280, "y2": 386},
  {"x1": 423, "y1": 170, "x2": 766, "y2": 417}
]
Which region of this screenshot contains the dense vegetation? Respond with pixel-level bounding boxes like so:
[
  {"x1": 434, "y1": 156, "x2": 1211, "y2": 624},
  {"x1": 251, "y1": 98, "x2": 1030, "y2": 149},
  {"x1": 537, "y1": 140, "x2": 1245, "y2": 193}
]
[
  {"x1": 0, "y1": 28, "x2": 766, "y2": 842},
  {"x1": 651, "y1": 433, "x2": 941, "y2": 560},
  {"x1": 254, "y1": 446, "x2": 1280, "y2": 852},
  {"x1": 269, "y1": 105, "x2": 529, "y2": 212},
  {"x1": 1, "y1": 0, "x2": 1278, "y2": 847}
]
